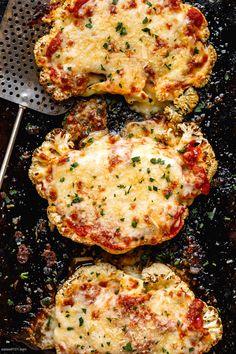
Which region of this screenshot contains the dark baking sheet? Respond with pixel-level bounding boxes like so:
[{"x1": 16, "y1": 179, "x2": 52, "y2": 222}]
[{"x1": 0, "y1": 0, "x2": 236, "y2": 353}]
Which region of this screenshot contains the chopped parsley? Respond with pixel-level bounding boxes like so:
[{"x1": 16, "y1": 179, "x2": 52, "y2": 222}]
[
  {"x1": 164, "y1": 191, "x2": 172, "y2": 199},
  {"x1": 207, "y1": 208, "x2": 216, "y2": 220},
  {"x1": 100, "y1": 64, "x2": 106, "y2": 71},
  {"x1": 20, "y1": 272, "x2": 29, "y2": 280},
  {"x1": 112, "y1": 0, "x2": 118, "y2": 4},
  {"x1": 150, "y1": 158, "x2": 165, "y2": 165},
  {"x1": 142, "y1": 17, "x2": 149, "y2": 24},
  {"x1": 79, "y1": 317, "x2": 84, "y2": 326},
  {"x1": 146, "y1": 1, "x2": 152, "y2": 7},
  {"x1": 165, "y1": 63, "x2": 172, "y2": 70},
  {"x1": 71, "y1": 195, "x2": 84, "y2": 204},
  {"x1": 142, "y1": 27, "x2": 151, "y2": 35},
  {"x1": 131, "y1": 156, "x2": 141, "y2": 166},
  {"x1": 123, "y1": 342, "x2": 133, "y2": 352},
  {"x1": 85, "y1": 18, "x2": 93, "y2": 29},
  {"x1": 177, "y1": 147, "x2": 186, "y2": 153},
  {"x1": 116, "y1": 22, "x2": 127, "y2": 36},
  {"x1": 194, "y1": 101, "x2": 205, "y2": 113},
  {"x1": 70, "y1": 162, "x2": 78, "y2": 170},
  {"x1": 67, "y1": 327, "x2": 74, "y2": 331},
  {"x1": 131, "y1": 220, "x2": 138, "y2": 228},
  {"x1": 193, "y1": 47, "x2": 199, "y2": 55},
  {"x1": 59, "y1": 177, "x2": 65, "y2": 182},
  {"x1": 125, "y1": 41, "x2": 130, "y2": 49}
]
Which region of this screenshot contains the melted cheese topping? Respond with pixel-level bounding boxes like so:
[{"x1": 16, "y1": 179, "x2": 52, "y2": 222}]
[
  {"x1": 29, "y1": 119, "x2": 217, "y2": 253},
  {"x1": 50, "y1": 263, "x2": 222, "y2": 353},
  {"x1": 35, "y1": 0, "x2": 216, "y2": 116}
]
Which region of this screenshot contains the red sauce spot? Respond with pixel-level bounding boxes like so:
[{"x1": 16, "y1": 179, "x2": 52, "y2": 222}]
[
  {"x1": 128, "y1": 0, "x2": 137, "y2": 8},
  {"x1": 49, "y1": 189, "x2": 57, "y2": 201},
  {"x1": 109, "y1": 136, "x2": 118, "y2": 144},
  {"x1": 187, "y1": 8, "x2": 204, "y2": 28},
  {"x1": 66, "y1": 219, "x2": 92, "y2": 237},
  {"x1": 92, "y1": 310, "x2": 100, "y2": 319},
  {"x1": 168, "y1": 207, "x2": 185, "y2": 237},
  {"x1": 144, "y1": 65, "x2": 155, "y2": 79},
  {"x1": 68, "y1": 0, "x2": 89, "y2": 16},
  {"x1": 129, "y1": 279, "x2": 139, "y2": 289},
  {"x1": 63, "y1": 297, "x2": 74, "y2": 307},
  {"x1": 183, "y1": 140, "x2": 201, "y2": 167},
  {"x1": 70, "y1": 213, "x2": 78, "y2": 221},
  {"x1": 76, "y1": 181, "x2": 84, "y2": 194},
  {"x1": 109, "y1": 4, "x2": 117, "y2": 14},
  {"x1": 118, "y1": 294, "x2": 151, "y2": 310},
  {"x1": 188, "y1": 54, "x2": 208, "y2": 73},
  {"x1": 131, "y1": 86, "x2": 140, "y2": 93},
  {"x1": 67, "y1": 39, "x2": 75, "y2": 47},
  {"x1": 58, "y1": 156, "x2": 69, "y2": 165},
  {"x1": 46, "y1": 32, "x2": 62, "y2": 58},
  {"x1": 76, "y1": 76, "x2": 88, "y2": 89},
  {"x1": 108, "y1": 155, "x2": 122, "y2": 172},
  {"x1": 144, "y1": 215, "x2": 151, "y2": 224},
  {"x1": 50, "y1": 68, "x2": 58, "y2": 82},
  {"x1": 187, "y1": 298, "x2": 204, "y2": 331},
  {"x1": 165, "y1": 0, "x2": 181, "y2": 10},
  {"x1": 38, "y1": 152, "x2": 48, "y2": 161},
  {"x1": 99, "y1": 281, "x2": 108, "y2": 288},
  {"x1": 193, "y1": 166, "x2": 210, "y2": 195},
  {"x1": 129, "y1": 203, "x2": 136, "y2": 210},
  {"x1": 80, "y1": 283, "x2": 101, "y2": 303}
]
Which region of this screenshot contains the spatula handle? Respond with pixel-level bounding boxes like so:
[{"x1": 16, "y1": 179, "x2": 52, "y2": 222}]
[{"x1": 0, "y1": 105, "x2": 26, "y2": 189}]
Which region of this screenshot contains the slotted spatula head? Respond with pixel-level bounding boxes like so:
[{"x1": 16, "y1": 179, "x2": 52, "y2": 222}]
[{"x1": 0, "y1": 0, "x2": 71, "y2": 115}]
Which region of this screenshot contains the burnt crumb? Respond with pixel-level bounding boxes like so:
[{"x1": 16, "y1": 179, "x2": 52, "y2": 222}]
[
  {"x1": 15, "y1": 297, "x2": 32, "y2": 314},
  {"x1": 35, "y1": 218, "x2": 48, "y2": 238},
  {"x1": 25, "y1": 124, "x2": 40, "y2": 135},
  {"x1": 20, "y1": 151, "x2": 31, "y2": 160},
  {"x1": 14, "y1": 231, "x2": 24, "y2": 241},
  {"x1": 42, "y1": 244, "x2": 57, "y2": 268},
  {"x1": 17, "y1": 244, "x2": 30, "y2": 264}
]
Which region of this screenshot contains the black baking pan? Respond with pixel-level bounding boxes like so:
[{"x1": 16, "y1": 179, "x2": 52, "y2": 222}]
[{"x1": 0, "y1": 0, "x2": 236, "y2": 353}]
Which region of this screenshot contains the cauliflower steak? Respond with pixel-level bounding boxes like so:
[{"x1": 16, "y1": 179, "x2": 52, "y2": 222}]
[
  {"x1": 29, "y1": 118, "x2": 217, "y2": 253},
  {"x1": 27, "y1": 262, "x2": 222, "y2": 353},
  {"x1": 34, "y1": 0, "x2": 216, "y2": 117}
]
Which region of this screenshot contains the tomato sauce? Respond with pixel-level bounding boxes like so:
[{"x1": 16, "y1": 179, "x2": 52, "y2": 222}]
[
  {"x1": 187, "y1": 298, "x2": 204, "y2": 331},
  {"x1": 46, "y1": 32, "x2": 62, "y2": 58},
  {"x1": 187, "y1": 8, "x2": 204, "y2": 27}
]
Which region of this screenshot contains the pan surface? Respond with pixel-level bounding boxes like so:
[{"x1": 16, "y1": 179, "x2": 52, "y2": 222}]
[{"x1": 0, "y1": 0, "x2": 236, "y2": 353}]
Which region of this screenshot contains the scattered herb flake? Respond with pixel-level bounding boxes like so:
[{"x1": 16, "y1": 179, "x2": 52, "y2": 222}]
[
  {"x1": 116, "y1": 22, "x2": 127, "y2": 36},
  {"x1": 150, "y1": 158, "x2": 165, "y2": 165},
  {"x1": 131, "y1": 220, "x2": 138, "y2": 228},
  {"x1": 123, "y1": 342, "x2": 133, "y2": 352}
]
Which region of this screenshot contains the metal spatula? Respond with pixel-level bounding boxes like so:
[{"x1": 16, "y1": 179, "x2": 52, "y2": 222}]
[{"x1": 0, "y1": 0, "x2": 71, "y2": 189}]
